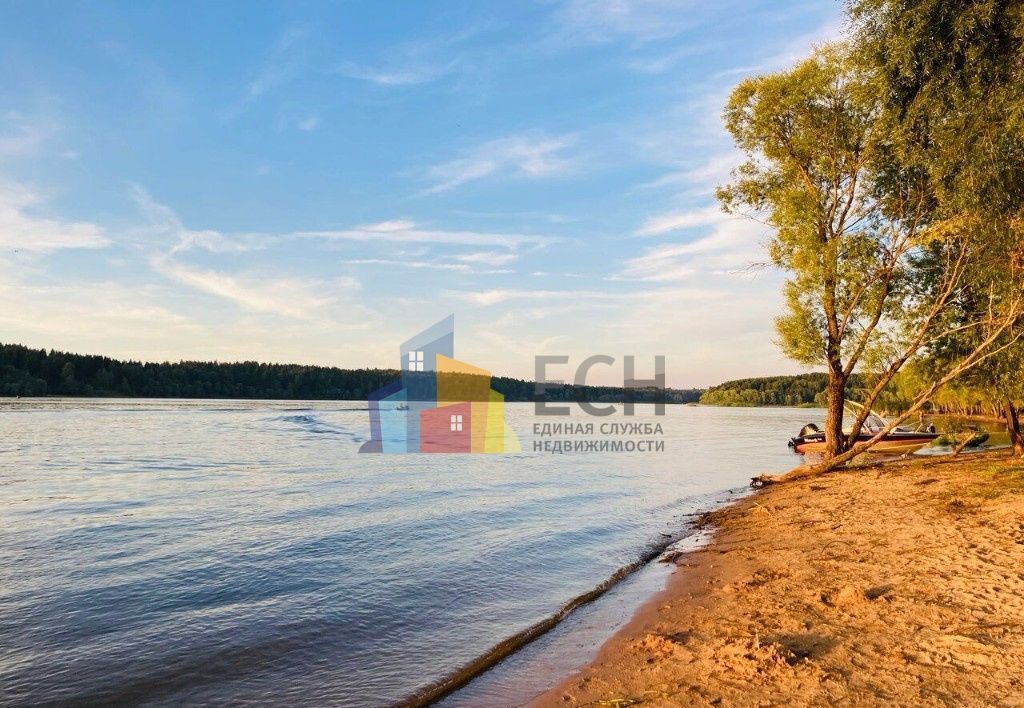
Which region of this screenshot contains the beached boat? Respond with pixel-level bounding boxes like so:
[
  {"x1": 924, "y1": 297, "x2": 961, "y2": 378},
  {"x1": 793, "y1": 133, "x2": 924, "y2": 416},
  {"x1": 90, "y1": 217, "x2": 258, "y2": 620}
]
[{"x1": 789, "y1": 402, "x2": 939, "y2": 454}]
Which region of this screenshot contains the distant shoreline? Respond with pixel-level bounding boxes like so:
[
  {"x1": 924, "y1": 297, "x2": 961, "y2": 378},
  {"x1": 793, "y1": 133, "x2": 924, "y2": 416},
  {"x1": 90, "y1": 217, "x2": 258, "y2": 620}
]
[{"x1": 0, "y1": 343, "x2": 701, "y2": 403}]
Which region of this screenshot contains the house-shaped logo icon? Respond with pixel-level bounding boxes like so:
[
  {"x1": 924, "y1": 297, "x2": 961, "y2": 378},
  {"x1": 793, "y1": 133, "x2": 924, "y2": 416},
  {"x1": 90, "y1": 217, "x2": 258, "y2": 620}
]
[{"x1": 359, "y1": 315, "x2": 520, "y2": 454}]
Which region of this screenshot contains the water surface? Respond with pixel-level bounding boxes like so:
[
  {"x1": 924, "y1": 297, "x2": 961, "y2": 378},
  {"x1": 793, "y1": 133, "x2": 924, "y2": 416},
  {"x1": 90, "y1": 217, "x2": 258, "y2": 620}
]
[{"x1": 0, "y1": 400, "x2": 818, "y2": 706}]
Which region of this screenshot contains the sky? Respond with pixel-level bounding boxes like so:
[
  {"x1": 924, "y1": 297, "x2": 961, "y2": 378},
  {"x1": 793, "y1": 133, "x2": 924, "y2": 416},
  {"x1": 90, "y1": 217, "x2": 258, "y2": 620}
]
[{"x1": 0, "y1": 1, "x2": 843, "y2": 388}]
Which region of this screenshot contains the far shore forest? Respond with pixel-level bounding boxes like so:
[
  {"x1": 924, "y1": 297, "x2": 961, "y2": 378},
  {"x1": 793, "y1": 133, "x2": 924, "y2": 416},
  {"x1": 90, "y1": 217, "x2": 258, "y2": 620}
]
[
  {"x1": 0, "y1": 342, "x2": 1003, "y2": 419},
  {"x1": 0, "y1": 342, "x2": 699, "y2": 405}
]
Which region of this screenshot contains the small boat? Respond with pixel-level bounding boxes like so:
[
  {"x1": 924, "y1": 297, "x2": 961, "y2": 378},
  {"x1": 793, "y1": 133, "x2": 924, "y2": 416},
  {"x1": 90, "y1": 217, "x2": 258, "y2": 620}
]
[{"x1": 789, "y1": 402, "x2": 940, "y2": 454}]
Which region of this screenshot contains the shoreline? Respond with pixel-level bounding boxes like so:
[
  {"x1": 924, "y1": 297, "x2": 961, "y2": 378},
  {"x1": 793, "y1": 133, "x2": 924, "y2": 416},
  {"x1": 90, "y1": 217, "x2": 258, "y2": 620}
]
[
  {"x1": 399, "y1": 529, "x2": 692, "y2": 708},
  {"x1": 411, "y1": 488, "x2": 754, "y2": 707},
  {"x1": 531, "y1": 451, "x2": 1024, "y2": 706}
]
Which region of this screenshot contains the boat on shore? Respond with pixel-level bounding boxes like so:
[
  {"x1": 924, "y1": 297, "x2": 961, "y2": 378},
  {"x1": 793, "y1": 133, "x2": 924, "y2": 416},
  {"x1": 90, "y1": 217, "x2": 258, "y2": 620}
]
[{"x1": 789, "y1": 402, "x2": 939, "y2": 454}]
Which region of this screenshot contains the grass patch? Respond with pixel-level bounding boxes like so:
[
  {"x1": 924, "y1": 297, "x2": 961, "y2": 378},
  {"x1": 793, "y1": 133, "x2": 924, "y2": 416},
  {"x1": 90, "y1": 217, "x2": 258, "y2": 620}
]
[
  {"x1": 972, "y1": 465, "x2": 1024, "y2": 499},
  {"x1": 944, "y1": 464, "x2": 1024, "y2": 507}
]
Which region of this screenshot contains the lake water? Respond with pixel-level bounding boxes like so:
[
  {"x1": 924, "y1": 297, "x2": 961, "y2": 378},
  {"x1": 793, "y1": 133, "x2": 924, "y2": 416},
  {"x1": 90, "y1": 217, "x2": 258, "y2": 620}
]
[{"x1": 0, "y1": 400, "x2": 819, "y2": 706}]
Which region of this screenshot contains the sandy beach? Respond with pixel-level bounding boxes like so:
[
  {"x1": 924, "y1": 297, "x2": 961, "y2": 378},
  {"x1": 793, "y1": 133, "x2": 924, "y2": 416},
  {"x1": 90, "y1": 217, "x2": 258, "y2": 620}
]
[{"x1": 533, "y1": 452, "x2": 1024, "y2": 707}]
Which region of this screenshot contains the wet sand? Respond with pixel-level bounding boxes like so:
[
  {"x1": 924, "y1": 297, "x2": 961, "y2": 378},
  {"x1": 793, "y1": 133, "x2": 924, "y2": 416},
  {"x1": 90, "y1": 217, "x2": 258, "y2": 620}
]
[{"x1": 532, "y1": 452, "x2": 1024, "y2": 707}]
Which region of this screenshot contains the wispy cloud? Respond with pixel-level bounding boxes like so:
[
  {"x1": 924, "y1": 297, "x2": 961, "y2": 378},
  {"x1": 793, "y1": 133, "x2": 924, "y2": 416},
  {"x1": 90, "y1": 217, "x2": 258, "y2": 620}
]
[
  {"x1": 617, "y1": 218, "x2": 766, "y2": 281},
  {"x1": 336, "y1": 59, "x2": 459, "y2": 87},
  {"x1": 226, "y1": 24, "x2": 310, "y2": 117},
  {"x1": 134, "y1": 189, "x2": 341, "y2": 320},
  {"x1": 341, "y1": 257, "x2": 513, "y2": 275},
  {"x1": 293, "y1": 219, "x2": 555, "y2": 249},
  {"x1": 344, "y1": 258, "x2": 473, "y2": 272},
  {"x1": 420, "y1": 133, "x2": 578, "y2": 194},
  {"x1": 711, "y1": 16, "x2": 846, "y2": 82},
  {"x1": 249, "y1": 25, "x2": 308, "y2": 99},
  {"x1": 132, "y1": 186, "x2": 256, "y2": 254},
  {"x1": 449, "y1": 209, "x2": 578, "y2": 224},
  {"x1": 296, "y1": 114, "x2": 320, "y2": 131},
  {"x1": 334, "y1": 21, "x2": 491, "y2": 88},
  {"x1": 454, "y1": 251, "x2": 518, "y2": 266},
  {"x1": 625, "y1": 42, "x2": 713, "y2": 74},
  {"x1": 636, "y1": 152, "x2": 740, "y2": 193},
  {"x1": 150, "y1": 255, "x2": 346, "y2": 320},
  {"x1": 0, "y1": 181, "x2": 110, "y2": 253},
  {"x1": 0, "y1": 111, "x2": 59, "y2": 157},
  {"x1": 551, "y1": 0, "x2": 702, "y2": 44},
  {"x1": 343, "y1": 248, "x2": 519, "y2": 274},
  {"x1": 460, "y1": 288, "x2": 620, "y2": 306},
  {"x1": 759, "y1": 16, "x2": 846, "y2": 71},
  {"x1": 634, "y1": 204, "x2": 728, "y2": 236},
  {"x1": 0, "y1": 278, "x2": 195, "y2": 339}
]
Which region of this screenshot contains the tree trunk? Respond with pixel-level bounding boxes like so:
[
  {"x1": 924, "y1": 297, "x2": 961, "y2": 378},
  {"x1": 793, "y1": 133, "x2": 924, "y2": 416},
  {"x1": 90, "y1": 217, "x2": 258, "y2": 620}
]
[
  {"x1": 824, "y1": 372, "x2": 847, "y2": 459},
  {"x1": 1005, "y1": 400, "x2": 1024, "y2": 457}
]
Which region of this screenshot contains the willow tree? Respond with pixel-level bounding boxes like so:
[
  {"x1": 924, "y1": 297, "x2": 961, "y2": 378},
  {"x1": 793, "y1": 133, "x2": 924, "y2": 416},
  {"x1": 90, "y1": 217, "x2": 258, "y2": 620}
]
[
  {"x1": 719, "y1": 44, "x2": 1024, "y2": 471},
  {"x1": 850, "y1": 0, "x2": 1024, "y2": 456},
  {"x1": 718, "y1": 46, "x2": 936, "y2": 460}
]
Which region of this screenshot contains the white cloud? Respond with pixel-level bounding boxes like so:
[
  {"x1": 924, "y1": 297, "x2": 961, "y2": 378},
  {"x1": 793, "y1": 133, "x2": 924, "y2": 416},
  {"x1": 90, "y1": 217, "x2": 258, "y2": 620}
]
[
  {"x1": 224, "y1": 24, "x2": 310, "y2": 118},
  {"x1": 634, "y1": 204, "x2": 728, "y2": 236},
  {"x1": 297, "y1": 114, "x2": 320, "y2": 131},
  {"x1": 421, "y1": 133, "x2": 578, "y2": 193},
  {"x1": 293, "y1": 219, "x2": 554, "y2": 249},
  {"x1": 336, "y1": 60, "x2": 459, "y2": 86},
  {"x1": 678, "y1": 152, "x2": 740, "y2": 190},
  {"x1": 461, "y1": 289, "x2": 620, "y2": 306},
  {"x1": 0, "y1": 112, "x2": 59, "y2": 157},
  {"x1": 132, "y1": 193, "x2": 352, "y2": 322},
  {"x1": 618, "y1": 218, "x2": 767, "y2": 281},
  {"x1": 759, "y1": 17, "x2": 846, "y2": 71},
  {"x1": 530, "y1": 271, "x2": 585, "y2": 278},
  {"x1": 637, "y1": 152, "x2": 740, "y2": 193},
  {"x1": 0, "y1": 181, "x2": 110, "y2": 253},
  {"x1": 132, "y1": 186, "x2": 255, "y2": 254},
  {"x1": 449, "y1": 209, "x2": 577, "y2": 224},
  {"x1": 341, "y1": 250, "x2": 517, "y2": 274},
  {"x1": 454, "y1": 251, "x2": 518, "y2": 266},
  {"x1": 0, "y1": 264, "x2": 386, "y2": 369},
  {"x1": 343, "y1": 258, "x2": 473, "y2": 273},
  {"x1": 150, "y1": 255, "x2": 346, "y2": 319},
  {"x1": 626, "y1": 42, "x2": 713, "y2": 74},
  {"x1": 249, "y1": 25, "x2": 308, "y2": 99},
  {"x1": 359, "y1": 219, "x2": 417, "y2": 232},
  {"x1": 552, "y1": 0, "x2": 702, "y2": 44},
  {"x1": 334, "y1": 21, "x2": 490, "y2": 88},
  {"x1": 0, "y1": 279, "x2": 195, "y2": 339}
]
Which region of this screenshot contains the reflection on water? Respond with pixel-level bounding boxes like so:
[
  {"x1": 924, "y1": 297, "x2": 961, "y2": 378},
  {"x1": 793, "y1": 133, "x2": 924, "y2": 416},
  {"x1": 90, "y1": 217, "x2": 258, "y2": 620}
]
[{"x1": 1, "y1": 400, "x2": 817, "y2": 706}]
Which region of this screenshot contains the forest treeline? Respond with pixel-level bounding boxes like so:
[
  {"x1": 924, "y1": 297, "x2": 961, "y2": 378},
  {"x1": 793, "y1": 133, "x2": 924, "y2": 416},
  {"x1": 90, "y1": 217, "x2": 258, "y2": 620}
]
[
  {"x1": 699, "y1": 372, "x2": 1015, "y2": 418},
  {"x1": 700, "y1": 374, "x2": 844, "y2": 407},
  {"x1": 0, "y1": 343, "x2": 703, "y2": 404}
]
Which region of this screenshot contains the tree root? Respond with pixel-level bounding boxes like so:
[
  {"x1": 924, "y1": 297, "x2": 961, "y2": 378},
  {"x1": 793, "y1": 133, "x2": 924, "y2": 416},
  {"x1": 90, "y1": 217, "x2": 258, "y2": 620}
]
[{"x1": 751, "y1": 464, "x2": 833, "y2": 487}]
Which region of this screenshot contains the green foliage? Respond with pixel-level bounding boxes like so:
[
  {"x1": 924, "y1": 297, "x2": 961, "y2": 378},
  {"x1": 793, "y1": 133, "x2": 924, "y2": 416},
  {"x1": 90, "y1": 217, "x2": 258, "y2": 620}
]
[
  {"x1": 850, "y1": 0, "x2": 1024, "y2": 218},
  {"x1": 717, "y1": 45, "x2": 933, "y2": 376},
  {"x1": 851, "y1": 0, "x2": 1024, "y2": 446},
  {"x1": 701, "y1": 373, "x2": 837, "y2": 407},
  {"x1": 0, "y1": 343, "x2": 704, "y2": 404}
]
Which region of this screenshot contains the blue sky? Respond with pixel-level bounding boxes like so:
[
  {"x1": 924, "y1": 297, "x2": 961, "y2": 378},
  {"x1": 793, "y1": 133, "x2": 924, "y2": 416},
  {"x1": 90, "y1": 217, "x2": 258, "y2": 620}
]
[{"x1": 0, "y1": 1, "x2": 842, "y2": 387}]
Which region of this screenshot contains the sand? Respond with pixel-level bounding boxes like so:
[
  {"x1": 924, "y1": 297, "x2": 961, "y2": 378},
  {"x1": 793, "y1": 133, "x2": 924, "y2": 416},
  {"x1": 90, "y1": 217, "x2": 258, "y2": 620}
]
[{"x1": 531, "y1": 452, "x2": 1024, "y2": 707}]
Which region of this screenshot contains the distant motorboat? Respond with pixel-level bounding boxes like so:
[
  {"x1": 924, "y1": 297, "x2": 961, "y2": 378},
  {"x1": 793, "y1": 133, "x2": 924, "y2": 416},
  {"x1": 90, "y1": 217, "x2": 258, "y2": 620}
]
[{"x1": 789, "y1": 401, "x2": 939, "y2": 454}]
